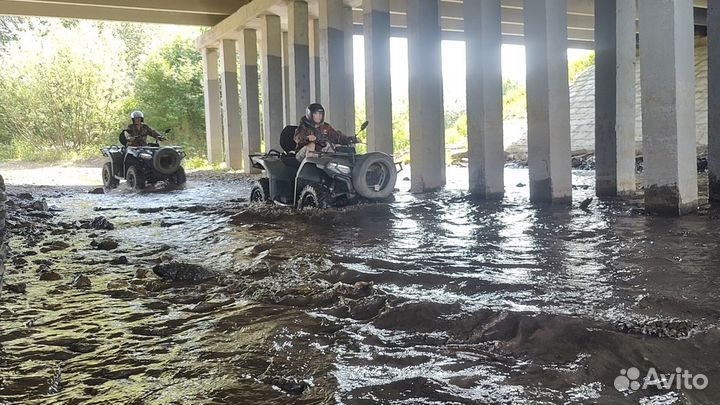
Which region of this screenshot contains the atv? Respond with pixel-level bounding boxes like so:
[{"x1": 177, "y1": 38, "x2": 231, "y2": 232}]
[
  {"x1": 249, "y1": 121, "x2": 399, "y2": 209},
  {"x1": 101, "y1": 129, "x2": 187, "y2": 190}
]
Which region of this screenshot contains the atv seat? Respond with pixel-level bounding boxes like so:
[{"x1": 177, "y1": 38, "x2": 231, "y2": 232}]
[{"x1": 280, "y1": 125, "x2": 298, "y2": 154}]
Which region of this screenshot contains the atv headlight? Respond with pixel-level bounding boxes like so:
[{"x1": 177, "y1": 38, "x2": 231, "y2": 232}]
[
  {"x1": 139, "y1": 152, "x2": 153, "y2": 160},
  {"x1": 327, "y1": 162, "x2": 352, "y2": 175}
]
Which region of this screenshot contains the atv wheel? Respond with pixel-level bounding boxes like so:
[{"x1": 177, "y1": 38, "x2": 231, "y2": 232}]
[
  {"x1": 352, "y1": 153, "x2": 397, "y2": 199},
  {"x1": 102, "y1": 162, "x2": 119, "y2": 189},
  {"x1": 126, "y1": 165, "x2": 146, "y2": 190},
  {"x1": 169, "y1": 166, "x2": 187, "y2": 187},
  {"x1": 154, "y1": 147, "x2": 181, "y2": 175},
  {"x1": 298, "y1": 184, "x2": 330, "y2": 210},
  {"x1": 250, "y1": 178, "x2": 270, "y2": 203}
]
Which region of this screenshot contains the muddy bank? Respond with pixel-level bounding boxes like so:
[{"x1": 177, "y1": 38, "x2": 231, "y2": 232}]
[{"x1": 1, "y1": 168, "x2": 720, "y2": 404}]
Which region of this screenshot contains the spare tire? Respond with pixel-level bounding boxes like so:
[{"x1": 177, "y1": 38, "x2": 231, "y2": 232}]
[
  {"x1": 352, "y1": 153, "x2": 396, "y2": 199},
  {"x1": 153, "y1": 147, "x2": 181, "y2": 175}
]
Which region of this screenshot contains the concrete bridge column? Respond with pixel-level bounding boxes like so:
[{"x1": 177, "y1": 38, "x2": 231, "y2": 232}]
[
  {"x1": 344, "y1": 6, "x2": 356, "y2": 134},
  {"x1": 524, "y1": 0, "x2": 572, "y2": 203},
  {"x1": 202, "y1": 47, "x2": 223, "y2": 164},
  {"x1": 709, "y1": 0, "x2": 720, "y2": 201},
  {"x1": 282, "y1": 31, "x2": 291, "y2": 126},
  {"x1": 288, "y1": 0, "x2": 311, "y2": 122},
  {"x1": 309, "y1": 19, "x2": 321, "y2": 102},
  {"x1": 407, "y1": 0, "x2": 445, "y2": 193},
  {"x1": 595, "y1": 0, "x2": 636, "y2": 197},
  {"x1": 239, "y1": 28, "x2": 262, "y2": 173},
  {"x1": 219, "y1": 39, "x2": 243, "y2": 169},
  {"x1": 638, "y1": 0, "x2": 698, "y2": 215},
  {"x1": 261, "y1": 14, "x2": 284, "y2": 152},
  {"x1": 363, "y1": 0, "x2": 393, "y2": 154},
  {"x1": 465, "y1": 0, "x2": 504, "y2": 198},
  {"x1": 319, "y1": 0, "x2": 347, "y2": 126}
]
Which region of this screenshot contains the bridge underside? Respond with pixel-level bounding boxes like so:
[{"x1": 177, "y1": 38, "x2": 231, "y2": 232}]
[{"x1": 0, "y1": 0, "x2": 717, "y2": 215}]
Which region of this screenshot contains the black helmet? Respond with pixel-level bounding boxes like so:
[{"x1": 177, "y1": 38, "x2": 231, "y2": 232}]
[
  {"x1": 131, "y1": 110, "x2": 144, "y2": 122},
  {"x1": 305, "y1": 103, "x2": 325, "y2": 124}
]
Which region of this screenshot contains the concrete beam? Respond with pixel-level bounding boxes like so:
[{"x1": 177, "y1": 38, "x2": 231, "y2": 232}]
[
  {"x1": 197, "y1": 0, "x2": 283, "y2": 49},
  {"x1": 309, "y1": 19, "x2": 322, "y2": 103},
  {"x1": 261, "y1": 14, "x2": 284, "y2": 152},
  {"x1": 202, "y1": 47, "x2": 224, "y2": 164},
  {"x1": 219, "y1": 39, "x2": 243, "y2": 169},
  {"x1": 407, "y1": 0, "x2": 445, "y2": 192},
  {"x1": 466, "y1": 0, "x2": 504, "y2": 198},
  {"x1": 363, "y1": 0, "x2": 393, "y2": 154},
  {"x1": 639, "y1": 0, "x2": 698, "y2": 215},
  {"x1": 344, "y1": 6, "x2": 356, "y2": 135},
  {"x1": 0, "y1": 0, "x2": 228, "y2": 25},
  {"x1": 288, "y1": 0, "x2": 311, "y2": 122},
  {"x1": 319, "y1": 0, "x2": 347, "y2": 126},
  {"x1": 282, "y1": 31, "x2": 292, "y2": 126},
  {"x1": 239, "y1": 28, "x2": 262, "y2": 173},
  {"x1": 524, "y1": 0, "x2": 572, "y2": 203},
  {"x1": 594, "y1": 0, "x2": 636, "y2": 197},
  {"x1": 709, "y1": 0, "x2": 720, "y2": 200}
]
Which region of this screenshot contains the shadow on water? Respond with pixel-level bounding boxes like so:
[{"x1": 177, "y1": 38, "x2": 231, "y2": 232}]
[{"x1": 1, "y1": 168, "x2": 720, "y2": 404}]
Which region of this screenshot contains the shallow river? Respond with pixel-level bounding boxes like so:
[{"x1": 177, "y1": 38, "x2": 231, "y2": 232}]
[{"x1": 1, "y1": 168, "x2": 720, "y2": 404}]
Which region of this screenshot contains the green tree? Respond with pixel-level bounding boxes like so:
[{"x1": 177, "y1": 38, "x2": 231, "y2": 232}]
[{"x1": 130, "y1": 37, "x2": 205, "y2": 155}]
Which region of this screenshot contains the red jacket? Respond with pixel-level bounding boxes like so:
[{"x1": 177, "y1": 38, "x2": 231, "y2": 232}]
[{"x1": 294, "y1": 117, "x2": 352, "y2": 150}]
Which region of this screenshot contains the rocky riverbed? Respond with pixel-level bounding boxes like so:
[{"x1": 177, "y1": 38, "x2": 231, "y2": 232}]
[{"x1": 1, "y1": 168, "x2": 719, "y2": 404}]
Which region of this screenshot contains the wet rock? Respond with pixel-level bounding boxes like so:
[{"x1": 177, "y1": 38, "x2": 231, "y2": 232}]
[
  {"x1": 67, "y1": 342, "x2": 96, "y2": 353},
  {"x1": 31, "y1": 199, "x2": 48, "y2": 211},
  {"x1": 152, "y1": 262, "x2": 216, "y2": 283},
  {"x1": 160, "y1": 220, "x2": 185, "y2": 227},
  {"x1": 579, "y1": 197, "x2": 593, "y2": 210},
  {"x1": 616, "y1": 319, "x2": 698, "y2": 339},
  {"x1": 110, "y1": 256, "x2": 129, "y2": 265},
  {"x1": 27, "y1": 211, "x2": 53, "y2": 219},
  {"x1": 134, "y1": 268, "x2": 149, "y2": 279},
  {"x1": 264, "y1": 376, "x2": 308, "y2": 396},
  {"x1": 106, "y1": 279, "x2": 130, "y2": 291},
  {"x1": 71, "y1": 274, "x2": 92, "y2": 289},
  {"x1": 39, "y1": 270, "x2": 62, "y2": 281},
  {"x1": 17, "y1": 193, "x2": 33, "y2": 200},
  {"x1": 91, "y1": 239, "x2": 118, "y2": 251},
  {"x1": 88, "y1": 188, "x2": 105, "y2": 195},
  {"x1": 516, "y1": 182, "x2": 526, "y2": 188},
  {"x1": 12, "y1": 257, "x2": 27, "y2": 267},
  {"x1": 40, "y1": 240, "x2": 71, "y2": 253},
  {"x1": 89, "y1": 216, "x2": 114, "y2": 231},
  {"x1": 137, "y1": 207, "x2": 164, "y2": 214},
  {"x1": 6, "y1": 282, "x2": 26, "y2": 294}
]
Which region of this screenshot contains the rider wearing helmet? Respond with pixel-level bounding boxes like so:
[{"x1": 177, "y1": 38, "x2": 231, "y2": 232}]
[
  {"x1": 124, "y1": 110, "x2": 164, "y2": 147},
  {"x1": 294, "y1": 103, "x2": 357, "y2": 161}
]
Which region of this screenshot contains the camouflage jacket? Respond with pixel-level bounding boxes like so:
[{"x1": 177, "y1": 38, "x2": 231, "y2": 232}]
[
  {"x1": 124, "y1": 124, "x2": 162, "y2": 147},
  {"x1": 293, "y1": 117, "x2": 352, "y2": 150}
]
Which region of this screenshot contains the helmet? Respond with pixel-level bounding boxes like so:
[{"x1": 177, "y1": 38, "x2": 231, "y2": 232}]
[
  {"x1": 305, "y1": 103, "x2": 325, "y2": 124},
  {"x1": 131, "y1": 110, "x2": 144, "y2": 122}
]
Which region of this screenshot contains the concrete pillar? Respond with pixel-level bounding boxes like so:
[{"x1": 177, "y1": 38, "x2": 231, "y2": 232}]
[
  {"x1": 288, "y1": 0, "x2": 311, "y2": 122},
  {"x1": 407, "y1": 0, "x2": 445, "y2": 192},
  {"x1": 595, "y1": 0, "x2": 636, "y2": 197},
  {"x1": 202, "y1": 47, "x2": 223, "y2": 164},
  {"x1": 282, "y1": 31, "x2": 291, "y2": 126},
  {"x1": 239, "y1": 29, "x2": 262, "y2": 173},
  {"x1": 709, "y1": 0, "x2": 720, "y2": 201},
  {"x1": 638, "y1": 0, "x2": 698, "y2": 215},
  {"x1": 363, "y1": 0, "x2": 393, "y2": 154},
  {"x1": 319, "y1": 0, "x2": 346, "y2": 127},
  {"x1": 524, "y1": 0, "x2": 572, "y2": 203},
  {"x1": 465, "y1": 0, "x2": 504, "y2": 198},
  {"x1": 309, "y1": 19, "x2": 322, "y2": 102},
  {"x1": 262, "y1": 15, "x2": 284, "y2": 152},
  {"x1": 344, "y1": 6, "x2": 356, "y2": 135},
  {"x1": 219, "y1": 39, "x2": 243, "y2": 169}
]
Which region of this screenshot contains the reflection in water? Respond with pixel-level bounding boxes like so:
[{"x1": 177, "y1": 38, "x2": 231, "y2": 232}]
[{"x1": 1, "y1": 168, "x2": 720, "y2": 404}]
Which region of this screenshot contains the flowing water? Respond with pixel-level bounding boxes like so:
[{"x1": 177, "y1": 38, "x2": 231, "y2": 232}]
[{"x1": 1, "y1": 168, "x2": 720, "y2": 405}]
